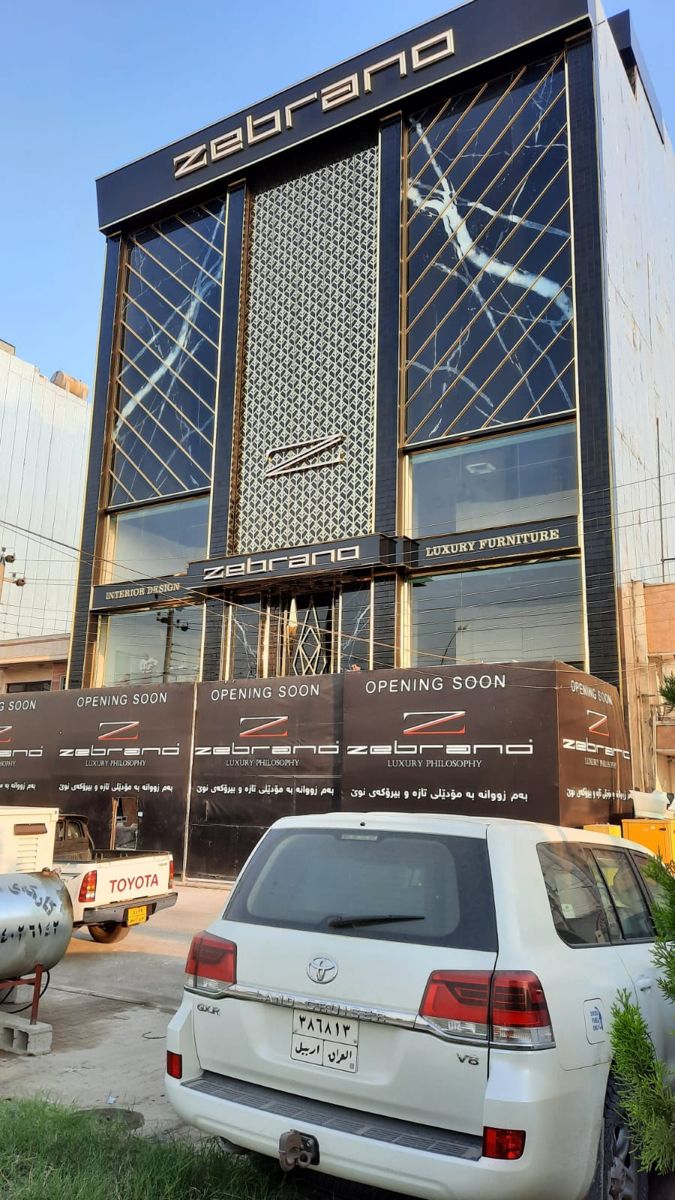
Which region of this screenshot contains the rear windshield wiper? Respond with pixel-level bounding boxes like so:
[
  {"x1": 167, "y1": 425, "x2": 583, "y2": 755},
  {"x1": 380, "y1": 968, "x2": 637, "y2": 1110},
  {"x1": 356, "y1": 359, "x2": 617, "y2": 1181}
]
[{"x1": 327, "y1": 914, "x2": 424, "y2": 929}]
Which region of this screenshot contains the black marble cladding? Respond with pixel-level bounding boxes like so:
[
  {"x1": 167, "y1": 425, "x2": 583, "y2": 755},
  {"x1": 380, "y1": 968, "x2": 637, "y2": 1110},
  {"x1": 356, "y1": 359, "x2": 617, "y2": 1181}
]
[
  {"x1": 405, "y1": 55, "x2": 575, "y2": 446},
  {"x1": 68, "y1": 237, "x2": 121, "y2": 689},
  {"x1": 202, "y1": 184, "x2": 248, "y2": 677},
  {"x1": 566, "y1": 37, "x2": 619, "y2": 688}
]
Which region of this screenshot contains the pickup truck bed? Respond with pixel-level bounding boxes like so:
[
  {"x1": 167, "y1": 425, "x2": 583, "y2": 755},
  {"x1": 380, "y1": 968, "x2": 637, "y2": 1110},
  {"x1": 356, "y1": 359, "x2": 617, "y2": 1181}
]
[{"x1": 54, "y1": 818, "x2": 176, "y2": 943}]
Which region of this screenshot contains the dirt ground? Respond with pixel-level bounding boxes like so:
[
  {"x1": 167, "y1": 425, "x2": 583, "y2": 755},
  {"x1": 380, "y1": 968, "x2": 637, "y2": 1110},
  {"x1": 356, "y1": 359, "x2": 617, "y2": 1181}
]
[{"x1": 0, "y1": 882, "x2": 229, "y2": 1133}]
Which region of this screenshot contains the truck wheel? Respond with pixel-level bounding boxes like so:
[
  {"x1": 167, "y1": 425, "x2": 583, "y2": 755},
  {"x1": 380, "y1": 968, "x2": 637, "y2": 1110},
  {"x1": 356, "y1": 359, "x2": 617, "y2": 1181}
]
[
  {"x1": 88, "y1": 923, "x2": 130, "y2": 944},
  {"x1": 587, "y1": 1078, "x2": 648, "y2": 1199}
]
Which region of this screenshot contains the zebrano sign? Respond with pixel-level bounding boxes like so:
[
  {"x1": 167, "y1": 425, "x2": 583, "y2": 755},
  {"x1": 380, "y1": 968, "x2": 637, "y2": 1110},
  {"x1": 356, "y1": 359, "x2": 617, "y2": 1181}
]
[
  {"x1": 341, "y1": 663, "x2": 631, "y2": 826},
  {"x1": 187, "y1": 676, "x2": 341, "y2": 877},
  {"x1": 0, "y1": 684, "x2": 193, "y2": 862}
]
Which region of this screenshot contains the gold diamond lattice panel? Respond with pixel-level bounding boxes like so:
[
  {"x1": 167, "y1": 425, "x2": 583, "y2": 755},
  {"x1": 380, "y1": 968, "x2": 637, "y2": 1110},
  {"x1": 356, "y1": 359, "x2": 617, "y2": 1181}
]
[{"x1": 235, "y1": 144, "x2": 378, "y2": 554}]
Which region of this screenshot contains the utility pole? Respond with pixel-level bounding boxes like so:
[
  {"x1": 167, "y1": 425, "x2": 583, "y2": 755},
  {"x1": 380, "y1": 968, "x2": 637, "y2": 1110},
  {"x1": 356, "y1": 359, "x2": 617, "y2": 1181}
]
[
  {"x1": 0, "y1": 548, "x2": 25, "y2": 591},
  {"x1": 162, "y1": 610, "x2": 175, "y2": 684}
]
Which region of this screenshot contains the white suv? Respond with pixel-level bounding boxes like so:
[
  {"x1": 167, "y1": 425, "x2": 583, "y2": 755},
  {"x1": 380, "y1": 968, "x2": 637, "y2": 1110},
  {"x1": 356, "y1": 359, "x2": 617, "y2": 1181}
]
[{"x1": 166, "y1": 813, "x2": 674, "y2": 1200}]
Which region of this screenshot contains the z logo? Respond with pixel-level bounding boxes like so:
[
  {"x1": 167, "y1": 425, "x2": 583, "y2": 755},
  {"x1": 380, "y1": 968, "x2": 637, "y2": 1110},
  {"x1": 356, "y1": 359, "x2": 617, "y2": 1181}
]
[
  {"x1": 239, "y1": 716, "x2": 289, "y2": 739},
  {"x1": 264, "y1": 433, "x2": 345, "y2": 479},
  {"x1": 97, "y1": 721, "x2": 140, "y2": 742},
  {"x1": 0, "y1": 726, "x2": 12, "y2": 744},
  {"x1": 403, "y1": 711, "x2": 466, "y2": 736},
  {"x1": 586, "y1": 711, "x2": 609, "y2": 739}
]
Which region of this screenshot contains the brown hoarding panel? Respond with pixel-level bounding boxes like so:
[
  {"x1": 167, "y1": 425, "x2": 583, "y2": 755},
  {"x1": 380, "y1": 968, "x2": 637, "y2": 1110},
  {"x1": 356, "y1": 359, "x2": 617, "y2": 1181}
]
[
  {"x1": 555, "y1": 665, "x2": 632, "y2": 825},
  {"x1": 0, "y1": 685, "x2": 194, "y2": 864},
  {"x1": 342, "y1": 664, "x2": 560, "y2": 822},
  {"x1": 187, "y1": 676, "x2": 342, "y2": 877}
]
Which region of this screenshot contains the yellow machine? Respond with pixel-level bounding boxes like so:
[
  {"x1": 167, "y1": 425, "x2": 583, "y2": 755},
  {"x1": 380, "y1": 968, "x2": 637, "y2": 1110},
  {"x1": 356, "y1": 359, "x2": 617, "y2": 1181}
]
[
  {"x1": 620, "y1": 819, "x2": 675, "y2": 865},
  {"x1": 582, "y1": 819, "x2": 675, "y2": 863}
]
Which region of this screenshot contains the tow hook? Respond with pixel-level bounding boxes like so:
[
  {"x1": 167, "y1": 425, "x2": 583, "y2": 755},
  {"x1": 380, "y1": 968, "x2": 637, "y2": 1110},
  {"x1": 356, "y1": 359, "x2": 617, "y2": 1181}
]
[{"x1": 278, "y1": 1130, "x2": 320, "y2": 1171}]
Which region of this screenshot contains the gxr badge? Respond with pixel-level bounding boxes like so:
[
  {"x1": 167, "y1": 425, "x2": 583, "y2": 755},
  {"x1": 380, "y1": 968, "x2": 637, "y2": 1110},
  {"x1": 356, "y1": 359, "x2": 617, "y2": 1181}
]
[{"x1": 307, "y1": 956, "x2": 338, "y2": 984}]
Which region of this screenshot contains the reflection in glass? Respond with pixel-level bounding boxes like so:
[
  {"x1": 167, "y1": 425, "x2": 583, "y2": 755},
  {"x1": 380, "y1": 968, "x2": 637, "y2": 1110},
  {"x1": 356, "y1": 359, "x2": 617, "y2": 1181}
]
[
  {"x1": 225, "y1": 586, "x2": 373, "y2": 677},
  {"x1": 106, "y1": 497, "x2": 208, "y2": 583},
  {"x1": 406, "y1": 56, "x2": 574, "y2": 444},
  {"x1": 410, "y1": 559, "x2": 583, "y2": 668},
  {"x1": 100, "y1": 606, "x2": 203, "y2": 685},
  {"x1": 410, "y1": 423, "x2": 577, "y2": 537},
  {"x1": 110, "y1": 202, "x2": 225, "y2": 505},
  {"x1": 340, "y1": 585, "x2": 372, "y2": 671},
  {"x1": 228, "y1": 596, "x2": 262, "y2": 679}
]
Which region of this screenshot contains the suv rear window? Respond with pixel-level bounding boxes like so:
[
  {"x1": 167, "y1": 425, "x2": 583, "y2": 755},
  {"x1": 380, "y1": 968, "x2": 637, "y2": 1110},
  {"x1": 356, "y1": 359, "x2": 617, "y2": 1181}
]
[{"x1": 225, "y1": 828, "x2": 497, "y2": 951}]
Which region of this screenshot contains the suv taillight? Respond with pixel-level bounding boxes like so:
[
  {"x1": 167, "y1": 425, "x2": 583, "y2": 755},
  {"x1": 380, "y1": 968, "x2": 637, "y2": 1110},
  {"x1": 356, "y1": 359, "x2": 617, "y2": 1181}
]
[
  {"x1": 169, "y1": 859, "x2": 174, "y2": 888},
  {"x1": 419, "y1": 970, "x2": 553, "y2": 1048},
  {"x1": 490, "y1": 971, "x2": 553, "y2": 1048},
  {"x1": 78, "y1": 870, "x2": 97, "y2": 904},
  {"x1": 419, "y1": 971, "x2": 491, "y2": 1040},
  {"x1": 185, "y1": 931, "x2": 236, "y2": 997}
]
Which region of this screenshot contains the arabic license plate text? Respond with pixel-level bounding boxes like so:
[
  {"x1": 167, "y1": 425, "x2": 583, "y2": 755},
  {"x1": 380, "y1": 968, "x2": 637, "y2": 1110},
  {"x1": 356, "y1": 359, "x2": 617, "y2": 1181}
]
[
  {"x1": 126, "y1": 905, "x2": 147, "y2": 926},
  {"x1": 291, "y1": 1008, "x2": 359, "y2": 1073}
]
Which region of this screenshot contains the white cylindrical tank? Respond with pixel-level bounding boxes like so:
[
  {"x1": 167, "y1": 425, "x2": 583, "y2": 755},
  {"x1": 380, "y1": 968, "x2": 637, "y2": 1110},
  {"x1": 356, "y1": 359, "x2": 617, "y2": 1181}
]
[{"x1": 0, "y1": 871, "x2": 73, "y2": 981}]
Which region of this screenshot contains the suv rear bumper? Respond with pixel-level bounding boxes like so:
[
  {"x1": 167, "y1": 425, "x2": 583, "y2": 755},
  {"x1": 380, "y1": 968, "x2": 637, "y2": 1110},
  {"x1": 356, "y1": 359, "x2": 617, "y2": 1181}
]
[
  {"x1": 166, "y1": 1003, "x2": 605, "y2": 1200},
  {"x1": 186, "y1": 1071, "x2": 482, "y2": 1159}
]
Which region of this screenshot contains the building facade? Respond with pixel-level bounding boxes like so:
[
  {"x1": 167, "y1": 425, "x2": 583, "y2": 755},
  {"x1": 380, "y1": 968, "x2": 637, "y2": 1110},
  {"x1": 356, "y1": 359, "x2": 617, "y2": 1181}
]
[
  {"x1": 0, "y1": 634, "x2": 69, "y2": 693},
  {"x1": 70, "y1": 0, "x2": 674, "y2": 706},
  {"x1": 622, "y1": 582, "x2": 675, "y2": 794},
  {"x1": 0, "y1": 342, "x2": 90, "y2": 642}
]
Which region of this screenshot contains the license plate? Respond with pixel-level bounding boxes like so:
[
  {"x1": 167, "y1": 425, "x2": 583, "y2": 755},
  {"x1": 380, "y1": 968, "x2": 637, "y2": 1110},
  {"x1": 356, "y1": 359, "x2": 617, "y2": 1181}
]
[
  {"x1": 126, "y1": 905, "x2": 147, "y2": 926},
  {"x1": 291, "y1": 1008, "x2": 359, "y2": 1073}
]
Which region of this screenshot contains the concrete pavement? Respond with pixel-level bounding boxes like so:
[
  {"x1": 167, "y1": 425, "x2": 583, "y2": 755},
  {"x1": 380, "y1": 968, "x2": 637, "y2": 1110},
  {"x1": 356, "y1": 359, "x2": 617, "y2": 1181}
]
[{"x1": 0, "y1": 882, "x2": 229, "y2": 1132}]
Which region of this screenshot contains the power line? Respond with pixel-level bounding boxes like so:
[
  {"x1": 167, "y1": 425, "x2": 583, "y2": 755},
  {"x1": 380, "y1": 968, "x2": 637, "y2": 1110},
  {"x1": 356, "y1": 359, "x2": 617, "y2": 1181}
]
[{"x1": 0, "y1": 479, "x2": 672, "y2": 675}]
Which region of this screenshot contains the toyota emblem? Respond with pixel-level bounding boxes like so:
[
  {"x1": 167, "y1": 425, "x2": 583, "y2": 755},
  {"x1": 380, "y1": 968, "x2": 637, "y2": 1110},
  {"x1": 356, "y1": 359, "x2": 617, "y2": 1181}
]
[{"x1": 307, "y1": 956, "x2": 338, "y2": 984}]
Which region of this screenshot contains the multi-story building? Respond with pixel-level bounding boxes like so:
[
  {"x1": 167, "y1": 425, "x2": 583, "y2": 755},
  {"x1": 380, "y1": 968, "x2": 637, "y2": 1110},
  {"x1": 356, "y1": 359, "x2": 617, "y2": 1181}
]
[
  {"x1": 0, "y1": 633, "x2": 69, "y2": 693},
  {"x1": 0, "y1": 341, "x2": 89, "y2": 645},
  {"x1": 70, "y1": 1, "x2": 673, "y2": 705}
]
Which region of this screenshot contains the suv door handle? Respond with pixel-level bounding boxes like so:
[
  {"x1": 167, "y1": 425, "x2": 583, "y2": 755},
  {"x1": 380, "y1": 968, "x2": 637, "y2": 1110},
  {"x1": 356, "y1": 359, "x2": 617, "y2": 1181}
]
[{"x1": 636, "y1": 976, "x2": 653, "y2": 992}]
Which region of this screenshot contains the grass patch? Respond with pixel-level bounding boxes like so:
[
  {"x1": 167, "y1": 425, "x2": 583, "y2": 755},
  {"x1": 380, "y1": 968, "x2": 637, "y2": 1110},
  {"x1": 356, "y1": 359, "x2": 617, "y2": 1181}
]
[{"x1": 0, "y1": 1098, "x2": 295, "y2": 1200}]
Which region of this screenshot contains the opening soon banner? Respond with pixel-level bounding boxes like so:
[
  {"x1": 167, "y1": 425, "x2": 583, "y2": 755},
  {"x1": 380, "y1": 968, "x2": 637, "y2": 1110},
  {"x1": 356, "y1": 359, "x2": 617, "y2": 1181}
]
[{"x1": 0, "y1": 663, "x2": 631, "y2": 877}]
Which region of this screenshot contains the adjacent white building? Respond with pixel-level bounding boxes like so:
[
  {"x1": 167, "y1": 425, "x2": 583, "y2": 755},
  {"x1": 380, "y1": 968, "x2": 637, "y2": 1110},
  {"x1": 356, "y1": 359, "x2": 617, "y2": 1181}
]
[{"x1": 0, "y1": 341, "x2": 90, "y2": 643}]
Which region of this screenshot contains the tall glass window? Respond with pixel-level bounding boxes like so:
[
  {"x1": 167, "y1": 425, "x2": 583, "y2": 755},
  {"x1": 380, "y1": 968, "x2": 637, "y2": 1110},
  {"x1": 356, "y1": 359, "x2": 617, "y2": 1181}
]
[
  {"x1": 410, "y1": 558, "x2": 583, "y2": 668},
  {"x1": 226, "y1": 595, "x2": 263, "y2": 679},
  {"x1": 109, "y1": 202, "x2": 225, "y2": 506},
  {"x1": 410, "y1": 423, "x2": 577, "y2": 537},
  {"x1": 405, "y1": 56, "x2": 574, "y2": 444},
  {"x1": 105, "y1": 497, "x2": 208, "y2": 583},
  {"x1": 224, "y1": 584, "x2": 372, "y2": 678},
  {"x1": 99, "y1": 606, "x2": 203, "y2": 685}
]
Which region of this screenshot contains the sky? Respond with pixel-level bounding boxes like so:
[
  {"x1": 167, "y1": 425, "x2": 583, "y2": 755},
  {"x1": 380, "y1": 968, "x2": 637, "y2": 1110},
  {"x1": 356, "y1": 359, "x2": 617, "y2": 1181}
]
[{"x1": 0, "y1": 0, "x2": 672, "y2": 389}]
